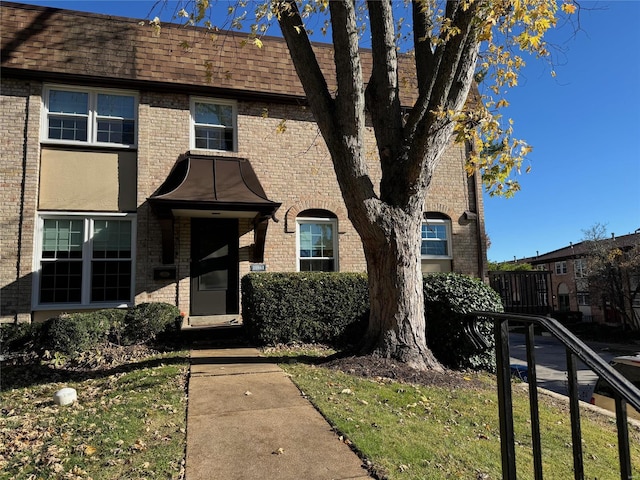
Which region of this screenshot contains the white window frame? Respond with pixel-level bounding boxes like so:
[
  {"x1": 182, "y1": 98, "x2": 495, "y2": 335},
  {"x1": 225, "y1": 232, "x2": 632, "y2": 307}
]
[
  {"x1": 295, "y1": 217, "x2": 338, "y2": 272},
  {"x1": 32, "y1": 212, "x2": 137, "y2": 310},
  {"x1": 574, "y1": 258, "x2": 588, "y2": 278},
  {"x1": 421, "y1": 219, "x2": 452, "y2": 259},
  {"x1": 42, "y1": 85, "x2": 138, "y2": 148},
  {"x1": 555, "y1": 261, "x2": 567, "y2": 275},
  {"x1": 190, "y1": 97, "x2": 238, "y2": 152}
]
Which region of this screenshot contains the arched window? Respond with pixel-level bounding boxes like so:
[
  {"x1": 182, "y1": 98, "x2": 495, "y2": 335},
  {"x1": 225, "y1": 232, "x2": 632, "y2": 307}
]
[
  {"x1": 296, "y1": 209, "x2": 338, "y2": 272},
  {"x1": 421, "y1": 212, "x2": 452, "y2": 259}
]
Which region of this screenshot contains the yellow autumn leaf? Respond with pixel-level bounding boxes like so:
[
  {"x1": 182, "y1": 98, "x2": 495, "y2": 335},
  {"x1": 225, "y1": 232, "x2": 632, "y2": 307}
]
[
  {"x1": 84, "y1": 445, "x2": 97, "y2": 456},
  {"x1": 561, "y1": 3, "x2": 577, "y2": 14},
  {"x1": 253, "y1": 38, "x2": 263, "y2": 49}
]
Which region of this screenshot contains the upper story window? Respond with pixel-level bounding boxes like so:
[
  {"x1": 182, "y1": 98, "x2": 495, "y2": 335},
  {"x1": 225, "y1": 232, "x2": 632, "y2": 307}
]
[
  {"x1": 43, "y1": 86, "x2": 137, "y2": 147},
  {"x1": 555, "y1": 261, "x2": 567, "y2": 275},
  {"x1": 191, "y1": 98, "x2": 237, "y2": 152},
  {"x1": 421, "y1": 216, "x2": 452, "y2": 258},
  {"x1": 296, "y1": 210, "x2": 338, "y2": 272},
  {"x1": 574, "y1": 258, "x2": 588, "y2": 278}
]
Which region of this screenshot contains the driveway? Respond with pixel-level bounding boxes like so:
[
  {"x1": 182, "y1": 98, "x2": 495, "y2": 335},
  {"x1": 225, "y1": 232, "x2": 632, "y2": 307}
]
[{"x1": 508, "y1": 333, "x2": 637, "y2": 401}]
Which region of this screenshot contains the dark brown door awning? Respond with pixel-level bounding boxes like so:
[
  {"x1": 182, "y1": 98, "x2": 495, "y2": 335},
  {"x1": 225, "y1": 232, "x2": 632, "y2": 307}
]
[
  {"x1": 149, "y1": 155, "x2": 280, "y2": 218},
  {"x1": 149, "y1": 155, "x2": 281, "y2": 264}
]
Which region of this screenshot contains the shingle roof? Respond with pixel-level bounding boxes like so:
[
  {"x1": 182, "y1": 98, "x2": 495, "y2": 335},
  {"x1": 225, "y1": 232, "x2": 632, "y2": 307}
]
[
  {"x1": 1, "y1": 1, "x2": 421, "y2": 104},
  {"x1": 522, "y1": 232, "x2": 640, "y2": 264}
]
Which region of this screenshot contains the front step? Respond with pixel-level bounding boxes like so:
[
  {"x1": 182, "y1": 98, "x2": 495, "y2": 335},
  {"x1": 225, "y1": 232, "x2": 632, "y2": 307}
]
[
  {"x1": 179, "y1": 321, "x2": 247, "y2": 345},
  {"x1": 188, "y1": 314, "x2": 242, "y2": 327}
]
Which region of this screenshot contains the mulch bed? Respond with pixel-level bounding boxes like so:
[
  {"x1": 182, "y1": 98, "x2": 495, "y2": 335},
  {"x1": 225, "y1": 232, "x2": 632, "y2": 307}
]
[{"x1": 320, "y1": 353, "x2": 486, "y2": 390}]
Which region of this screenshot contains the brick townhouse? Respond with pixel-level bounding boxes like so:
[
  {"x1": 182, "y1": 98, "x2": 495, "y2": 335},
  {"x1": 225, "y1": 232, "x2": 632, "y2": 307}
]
[
  {"x1": 521, "y1": 233, "x2": 640, "y2": 324},
  {"x1": 1, "y1": 2, "x2": 487, "y2": 324}
]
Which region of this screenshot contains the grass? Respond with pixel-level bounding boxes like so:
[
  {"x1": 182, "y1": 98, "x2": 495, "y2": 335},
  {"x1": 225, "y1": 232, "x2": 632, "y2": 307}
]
[
  {"x1": 2, "y1": 343, "x2": 638, "y2": 480},
  {"x1": 0, "y1": 350, "x2": 189, "y2": 480},
  {"x1": 274, "y1": 349, "x2": 640, "y2": 480}
]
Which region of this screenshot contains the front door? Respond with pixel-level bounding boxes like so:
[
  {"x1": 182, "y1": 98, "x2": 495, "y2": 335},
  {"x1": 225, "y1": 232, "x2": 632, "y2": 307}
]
[{"x1": 190, "y1": 218, "x2": 239, "y2": 316}]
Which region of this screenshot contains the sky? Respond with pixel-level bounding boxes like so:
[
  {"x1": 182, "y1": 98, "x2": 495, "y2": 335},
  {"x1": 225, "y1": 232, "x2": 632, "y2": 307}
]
[{"x1": 13, "y1": 0, "x2": 640, "y2": 262}]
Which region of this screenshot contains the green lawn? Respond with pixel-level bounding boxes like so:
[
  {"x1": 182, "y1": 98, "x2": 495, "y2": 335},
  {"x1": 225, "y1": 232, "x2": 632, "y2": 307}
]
[
  {"x1": 2, "y1": 345, "x2": 638, "y2": 480},
  {"x1": 0, "y1": 350, "x2": 189, "y2": 480},
  {"x1": 275, "y1": 351, "x2": 640, "y2": 480}
]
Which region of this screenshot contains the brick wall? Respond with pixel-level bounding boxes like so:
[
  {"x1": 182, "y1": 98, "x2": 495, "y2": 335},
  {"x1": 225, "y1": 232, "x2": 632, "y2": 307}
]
[
  {"x1": 0, "y1": 79, "x2": 41, "y2": 323},
  {"x1": 1, "y1": 79, "x2": 485, "y2": 321}
]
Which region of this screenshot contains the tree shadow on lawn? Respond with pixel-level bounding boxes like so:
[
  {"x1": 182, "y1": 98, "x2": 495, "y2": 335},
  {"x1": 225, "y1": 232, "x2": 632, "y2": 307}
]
[{"x1": 0, "y1": 347, "x2": 188, "y2": 391}]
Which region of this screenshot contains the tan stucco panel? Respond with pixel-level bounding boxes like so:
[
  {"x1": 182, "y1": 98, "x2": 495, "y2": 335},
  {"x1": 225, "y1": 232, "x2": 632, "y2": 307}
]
[
  {"x1": 421, "y1": 260, "x2": 452, "y2": 274},
  {"x1": 39, "y1": 149, "x2": 137, "y2": 211}
]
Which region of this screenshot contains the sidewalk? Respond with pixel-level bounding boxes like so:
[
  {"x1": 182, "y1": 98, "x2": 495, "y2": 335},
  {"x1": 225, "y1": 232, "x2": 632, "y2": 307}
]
[{"x1": 185, "y1": 344, "x2": 372, "y2": 480}]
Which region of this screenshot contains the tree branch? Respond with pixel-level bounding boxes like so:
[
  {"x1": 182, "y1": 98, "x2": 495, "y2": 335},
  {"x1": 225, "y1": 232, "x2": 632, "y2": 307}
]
[
  {"x1": 412, "y1": 0, "x2": 436, "y2": 95},
  {"x1": 365, "y1": 0, "x2": 405, "y2": 202},
  {"x1": 276, "y1": 1, "x2": 335, "y2": 138},
  {"x1": 277, "y1": 0, "x2": 377, "y2": 222},
  {"x1": 406, "y1": 0, "x2": 482, "y2": 177}
]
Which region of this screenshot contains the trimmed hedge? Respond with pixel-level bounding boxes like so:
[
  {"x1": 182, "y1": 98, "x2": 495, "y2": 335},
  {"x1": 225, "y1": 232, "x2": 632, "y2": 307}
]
[
  {"x1": 423, "y1": 272, "x2": 503, "y2": 372},
  {"x1": 242, "y1": 272, "x2": 503, "y2": 372},
  {"x1": 40, "y1": 311, "x2": 112, "y2": 355},
  {"x1": 241, "y1": 272, "x2": 369, "y2": 346},
  {"x1": 0, "y1": 322, "x2": 44, "y2": 354},
  {"x1": 120, "y1": 302, "x2": 180, "y2": 346},
  {"x1": 30, "y1": 303, "x2": 180, "y2": 355}
]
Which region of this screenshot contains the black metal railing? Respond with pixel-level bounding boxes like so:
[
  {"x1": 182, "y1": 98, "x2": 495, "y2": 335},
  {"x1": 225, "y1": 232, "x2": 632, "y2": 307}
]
[{"x1": 467, "y1": 312, "x2": 640, "y2": 480}]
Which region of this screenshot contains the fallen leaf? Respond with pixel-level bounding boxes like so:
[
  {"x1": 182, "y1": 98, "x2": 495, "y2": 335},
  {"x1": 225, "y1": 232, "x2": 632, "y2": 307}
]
[
  {"x1": 84, "y1": 445, "x2": 97, "y2": 456},
  {"x1": 272, "y1": 447, "x2": 285, "y2": 455},
  {"x1": 244, "y1": 391, "x2": 252, "y2": 396}
]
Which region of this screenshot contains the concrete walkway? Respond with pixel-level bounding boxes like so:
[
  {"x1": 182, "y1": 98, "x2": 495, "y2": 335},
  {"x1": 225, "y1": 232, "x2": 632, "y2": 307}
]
[{"x1": 185, "y1": 345, "x2": 371, "y2": 480}]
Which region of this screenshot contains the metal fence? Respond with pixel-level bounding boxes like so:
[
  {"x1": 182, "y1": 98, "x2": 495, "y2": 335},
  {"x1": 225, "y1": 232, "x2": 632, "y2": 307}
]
[{"x1": 468, "y1": 312, "x2": 640, "y2": 480}]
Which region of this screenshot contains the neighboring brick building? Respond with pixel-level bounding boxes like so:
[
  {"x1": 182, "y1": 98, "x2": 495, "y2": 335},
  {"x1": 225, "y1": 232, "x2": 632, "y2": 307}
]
[
  {"x1": 1, "y1": 2, "x2": 487, "y2": 324},
  {"x1": 518, "y1": 233, "x2": 640, "y2": 325}
]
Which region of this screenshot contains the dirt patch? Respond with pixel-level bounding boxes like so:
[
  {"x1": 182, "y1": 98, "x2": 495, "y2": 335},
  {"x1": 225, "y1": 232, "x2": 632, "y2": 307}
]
[{"x1": 321, "y1": 353, "x2": 486, "y2": 390}]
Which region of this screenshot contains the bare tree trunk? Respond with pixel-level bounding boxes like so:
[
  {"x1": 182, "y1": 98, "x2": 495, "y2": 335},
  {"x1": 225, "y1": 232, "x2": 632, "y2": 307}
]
[{"x1": 357, "y1": 205, "x2": 442, "y2": 371}]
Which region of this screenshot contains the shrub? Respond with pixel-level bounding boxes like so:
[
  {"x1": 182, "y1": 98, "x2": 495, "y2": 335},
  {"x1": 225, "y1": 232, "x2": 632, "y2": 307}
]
[
  {"x1": 0, "y1": 322, "x2": 43, "y2": 353},
  {"x1": 121, "y1": 302, "x2": 180, "y2": 345},
  {"x1": 423, "y1": 273, "x2": 503, "y2": 372},
  {"x1": 241, "y1": 272, "x2": 369, "y2": 346},
  {"x1": 40, "y1": 312, "x2": 111, "y2": 355},
  {"x1": 95, "y1": 308, "x2": 129, "y2": 344}
]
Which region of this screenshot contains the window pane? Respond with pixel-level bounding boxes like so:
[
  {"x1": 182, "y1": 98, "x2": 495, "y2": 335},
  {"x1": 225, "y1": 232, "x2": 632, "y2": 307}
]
[
  {"x1": 91, "y1": 260, "x2": 132, "y2": 302},
  {"x1": 97, "y1": 94, "x2": 135, "y2": 118},
  {"x1": 422, "y1": 240, "x2": 448, "y2": 256},
  {"x1": 300, "y1": 259, "x2": 334, "y2": 272},
  {"x1": 421, "y1": 222, "x2": 449, "y2": 256},
  {"x1": 49, "y1": 90, "x2": 88, "y2": 114},
  {"x1": 298, "y1": 221, "x2": 336, "y2": 272},
  {"x1": 40, "y1": 260, "x2": 82, "y2": 303},
  {"x1": 195, "y1": 126, "x2": 233, "y2": 150},
  {"x1": 93, "y1": 220, "x2": 131, "y2": 259},
  {"x1": 422, "y1": 224, "x2": 446, "y2": 240},
  {"x1": 97, "y1": 119, "x2": 135, "y2": 144},
  {"x1": 195, "y1": 102, "x2": 232, "y2": 126},
  {"x1": 48, "y1": 116, "x2": 88, "y2": 141},
  {"x1": 42, "y1": 219, "x2": 84, "y2": 258}
]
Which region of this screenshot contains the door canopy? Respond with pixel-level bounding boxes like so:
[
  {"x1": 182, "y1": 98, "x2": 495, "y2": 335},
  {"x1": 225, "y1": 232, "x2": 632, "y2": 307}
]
[{"x1": 149, "y1": 155, "x2": 281, "y2": 263}]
